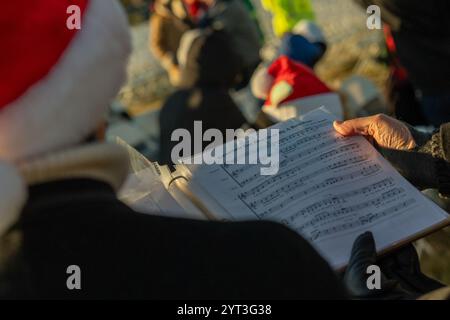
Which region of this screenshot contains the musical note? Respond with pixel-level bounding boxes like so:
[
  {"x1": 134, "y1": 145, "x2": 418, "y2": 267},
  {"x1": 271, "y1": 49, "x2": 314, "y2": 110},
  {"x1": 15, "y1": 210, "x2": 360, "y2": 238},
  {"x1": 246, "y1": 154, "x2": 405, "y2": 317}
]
[
  {"x1": 247, "y1": 164, "x2": 381, "y2": 217},
  {"x1": 305, "y1": 198, "x2": 416, "y2": 241}
]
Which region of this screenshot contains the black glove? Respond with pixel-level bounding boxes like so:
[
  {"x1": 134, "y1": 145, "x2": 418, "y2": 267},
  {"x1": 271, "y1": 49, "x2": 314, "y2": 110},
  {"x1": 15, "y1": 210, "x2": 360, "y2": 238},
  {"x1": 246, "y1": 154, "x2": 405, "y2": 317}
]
[{"x1": 343, "y1": 232, "x2": 444, "y2": 300}]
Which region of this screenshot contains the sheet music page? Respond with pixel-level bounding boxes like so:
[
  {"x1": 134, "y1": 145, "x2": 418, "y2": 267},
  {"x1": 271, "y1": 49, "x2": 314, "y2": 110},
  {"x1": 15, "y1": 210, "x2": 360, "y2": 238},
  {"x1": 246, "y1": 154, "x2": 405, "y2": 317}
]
[{"x1": 182, "y1": 109, "x2": 449, "y2": 269}]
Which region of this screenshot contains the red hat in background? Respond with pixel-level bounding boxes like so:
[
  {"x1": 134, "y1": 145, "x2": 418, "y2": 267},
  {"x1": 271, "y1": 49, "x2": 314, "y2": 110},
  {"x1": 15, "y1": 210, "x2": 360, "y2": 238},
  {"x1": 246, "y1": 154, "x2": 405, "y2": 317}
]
[
  {"x1": 264, "y1": 56, "x2": 330, "y2": 107},
  {"x1": 251, "y1": 56, "x2": 343, "y2": 121}
]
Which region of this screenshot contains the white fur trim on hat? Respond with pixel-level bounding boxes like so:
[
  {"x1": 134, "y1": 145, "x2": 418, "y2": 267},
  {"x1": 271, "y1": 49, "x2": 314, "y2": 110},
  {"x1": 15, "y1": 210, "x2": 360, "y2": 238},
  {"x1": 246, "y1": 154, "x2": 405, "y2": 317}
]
[
  {"x1": 250, "y1": 65, "x2": 274, "y2": 100},
  {"x1": 0, "y1": 0, "x2": 131, "y2": 162},
  {"x1": 292, "y1": 20, "x2": 326, "y2": 44},
  {"x1": 262, "y1": 92, "x2": 344, "y2": 122},
  {"x1": 0, "y1": 162, "x2": 27, "y2": 237}
]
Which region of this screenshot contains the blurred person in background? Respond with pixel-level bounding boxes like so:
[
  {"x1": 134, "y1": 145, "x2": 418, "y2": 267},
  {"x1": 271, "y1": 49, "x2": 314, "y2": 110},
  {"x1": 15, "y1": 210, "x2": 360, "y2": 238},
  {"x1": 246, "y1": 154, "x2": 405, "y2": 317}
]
[
  {"x1": 149, "y1": 0, "x2": 192, "y2": 85},
  {"x1": 159, "y1": 29, "x2": 249, "y2": 166},
  {"x1": 381, "y1": 25, "x2": 426, "y2": 126},
  {"x1": 261, "y1": 0, "x2": 315, "y2": 38},
  {"x1": 250, "y1": 23, "x2": 337, "y2": 121},
  {"x1": 199, "y1": 0, "x2": 262, "y2": 90},
  {"x1": 355, "y1": 0, "x2": 450, "y2": 127},
  {"x1": 241, "y1": 0, "x2": 266, "y2": 42},
  {"x1": 251, "y1": 55, "x2": 341, "y2": 118}
]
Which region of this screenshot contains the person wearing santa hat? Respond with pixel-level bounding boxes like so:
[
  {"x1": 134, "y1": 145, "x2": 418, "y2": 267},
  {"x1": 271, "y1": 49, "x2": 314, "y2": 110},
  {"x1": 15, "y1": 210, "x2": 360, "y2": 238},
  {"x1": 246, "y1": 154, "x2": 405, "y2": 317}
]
[
  {"x1": 0, "y1": 0, "x2": 132, "y2": 233},
  {"x1": 0, "y1": 0, "x2": 350, "y2": 299},
  {"x1": 251, "y1": 55, "x2": 344, "y2": 122}
]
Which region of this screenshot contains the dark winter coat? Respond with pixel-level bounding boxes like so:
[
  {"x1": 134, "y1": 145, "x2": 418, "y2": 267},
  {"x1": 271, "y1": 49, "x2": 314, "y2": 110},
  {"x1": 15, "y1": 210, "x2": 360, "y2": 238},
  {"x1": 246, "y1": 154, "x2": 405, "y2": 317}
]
[
  {"x1": 355, "y1": 0, "x2": 450, "y2": 94},
  {"x1": 201, "y1": 0, "x2": 262, "y2": 72},
  {"x1": 0, "y1": 178, "x2": 346, "y2": 299}
]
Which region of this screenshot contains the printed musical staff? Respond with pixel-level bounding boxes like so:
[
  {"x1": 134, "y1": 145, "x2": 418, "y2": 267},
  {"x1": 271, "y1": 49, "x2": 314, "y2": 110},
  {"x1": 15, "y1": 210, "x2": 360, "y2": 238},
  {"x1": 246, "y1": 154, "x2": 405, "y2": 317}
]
[
  {"x1": 248, "y1": 164, "x2": 381, "y2": 217},
  {"x1": 295, "y1": 187, "x2": 405, "y2": 232},
  {"x1": 286, "y1": 178, "x2": 395, "y2": 223},
  {"x1": 307, "y1": 198, "x2": 416, "y2": 241}
]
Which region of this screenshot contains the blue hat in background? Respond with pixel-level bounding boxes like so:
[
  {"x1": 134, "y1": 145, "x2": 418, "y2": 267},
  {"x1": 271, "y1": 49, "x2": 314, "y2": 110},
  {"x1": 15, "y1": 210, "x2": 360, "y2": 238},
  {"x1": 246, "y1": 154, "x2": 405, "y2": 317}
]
[{"x1": 279, "y1": 20, "x2": 327, "y2": 68}]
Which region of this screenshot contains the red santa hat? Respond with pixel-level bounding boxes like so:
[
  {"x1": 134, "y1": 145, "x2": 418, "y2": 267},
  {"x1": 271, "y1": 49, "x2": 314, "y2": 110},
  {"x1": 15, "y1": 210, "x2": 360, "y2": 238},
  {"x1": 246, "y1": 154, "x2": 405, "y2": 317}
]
[
  {"x1": 0, "y1": 0, "x2": 131, "y2": 235},
  {"x1": 251, "y1": 56, "x2": 343, "y2": 121}
]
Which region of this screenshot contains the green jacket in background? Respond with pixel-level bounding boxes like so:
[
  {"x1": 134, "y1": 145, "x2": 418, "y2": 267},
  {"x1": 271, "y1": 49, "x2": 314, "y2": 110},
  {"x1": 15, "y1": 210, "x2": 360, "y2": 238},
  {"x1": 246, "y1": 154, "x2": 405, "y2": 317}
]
[{"x1": 262, "y1": 0, "x2": 315, "y2": 37}]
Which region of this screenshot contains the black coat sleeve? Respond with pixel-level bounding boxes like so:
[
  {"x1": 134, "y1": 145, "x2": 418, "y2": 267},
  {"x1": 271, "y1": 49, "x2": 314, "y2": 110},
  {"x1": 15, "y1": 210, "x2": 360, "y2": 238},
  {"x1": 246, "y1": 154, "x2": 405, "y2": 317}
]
[
  {"x1": 112, "y1": 210, "x2": 348, "y2": 299},
  {"x1": 379, "y1": 123, "x2": 450, "y2": 196}
]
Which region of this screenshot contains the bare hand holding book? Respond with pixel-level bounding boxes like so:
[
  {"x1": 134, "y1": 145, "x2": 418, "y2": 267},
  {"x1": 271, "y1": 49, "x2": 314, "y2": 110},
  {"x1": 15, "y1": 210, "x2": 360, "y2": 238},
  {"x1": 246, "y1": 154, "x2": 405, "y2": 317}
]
[{"x1": 118, "y1": 109, "x2": 449, "y2": 269}]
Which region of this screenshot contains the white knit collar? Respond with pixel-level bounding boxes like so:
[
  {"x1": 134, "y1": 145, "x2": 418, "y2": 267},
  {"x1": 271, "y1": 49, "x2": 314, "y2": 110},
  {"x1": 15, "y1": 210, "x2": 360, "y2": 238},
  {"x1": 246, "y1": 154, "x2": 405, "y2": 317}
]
[{"x1": 18, "y1": 143, "x2": 130, "y2": 192}]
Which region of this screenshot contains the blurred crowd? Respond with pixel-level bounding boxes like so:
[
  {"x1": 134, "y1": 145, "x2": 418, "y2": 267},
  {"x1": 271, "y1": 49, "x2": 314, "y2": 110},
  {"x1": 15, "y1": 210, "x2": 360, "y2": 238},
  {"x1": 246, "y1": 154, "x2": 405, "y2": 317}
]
[{"x1": 149, "y1": 0, "x2": 450, "y2": 168}]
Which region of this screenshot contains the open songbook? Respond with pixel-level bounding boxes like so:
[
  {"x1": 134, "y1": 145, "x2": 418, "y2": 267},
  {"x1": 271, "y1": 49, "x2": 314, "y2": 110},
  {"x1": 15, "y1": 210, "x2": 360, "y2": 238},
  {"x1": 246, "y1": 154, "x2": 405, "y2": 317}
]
[{"x1": 118, "y1": 109, "x2": 449, "y2": 269}]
